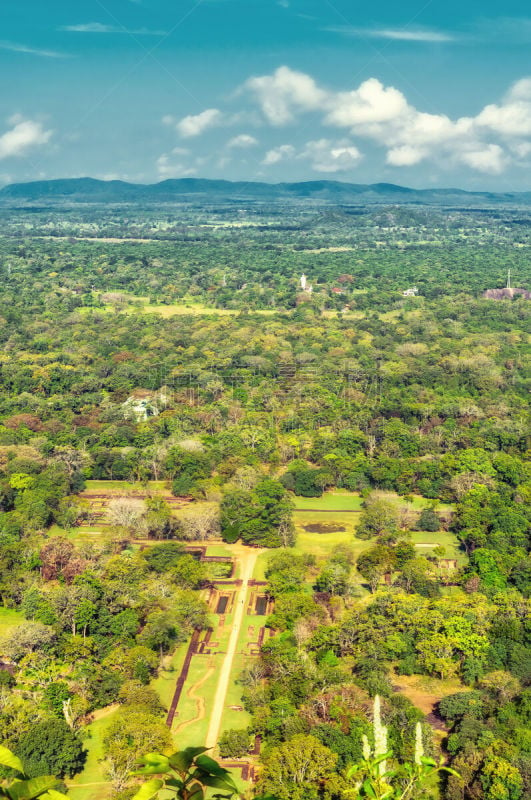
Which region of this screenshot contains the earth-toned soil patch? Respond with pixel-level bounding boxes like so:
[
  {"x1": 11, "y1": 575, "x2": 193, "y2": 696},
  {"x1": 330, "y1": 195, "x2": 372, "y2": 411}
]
[{"x1": 303, "y1": 522, "x2": 346, "y2": 533}]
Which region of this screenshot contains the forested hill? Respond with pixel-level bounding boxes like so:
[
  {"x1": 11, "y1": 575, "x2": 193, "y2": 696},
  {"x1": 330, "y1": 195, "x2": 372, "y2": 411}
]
[{"x1": 2, "y1": 176, "x2": 531, "y2": 206}]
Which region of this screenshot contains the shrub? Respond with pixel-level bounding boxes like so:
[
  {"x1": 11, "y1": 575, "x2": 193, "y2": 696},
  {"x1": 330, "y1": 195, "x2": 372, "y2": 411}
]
[{"x1": 218, "y1": 728, "x2": 250, "y2": 759}]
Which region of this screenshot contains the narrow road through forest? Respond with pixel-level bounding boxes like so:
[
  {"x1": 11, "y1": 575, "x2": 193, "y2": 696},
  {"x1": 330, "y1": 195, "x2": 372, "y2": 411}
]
[{"x1": 204, "y1": 546, "x2": 259, "y2": 749}]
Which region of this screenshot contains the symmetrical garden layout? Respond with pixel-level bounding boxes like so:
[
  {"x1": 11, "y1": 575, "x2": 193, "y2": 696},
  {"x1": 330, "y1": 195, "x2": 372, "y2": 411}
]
[
  {"x1": 64, "y1": 483, "x2": 460, "y2": 799},
  {"x1": 165, "y1": 544, "x2": 269, "y2": 783}
]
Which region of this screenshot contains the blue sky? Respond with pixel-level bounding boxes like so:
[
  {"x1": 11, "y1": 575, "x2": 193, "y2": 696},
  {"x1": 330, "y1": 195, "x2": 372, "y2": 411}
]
[{"x1": 1, "y1": 0, "x2": 531, "y2": 189}]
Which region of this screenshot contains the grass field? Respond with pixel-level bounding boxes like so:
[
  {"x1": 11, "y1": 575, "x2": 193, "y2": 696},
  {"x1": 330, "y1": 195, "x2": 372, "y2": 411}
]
[
  {"x1": 291, "y1": 490, "x2": 453, "y2": 513},
  {"x1": 293, "y1": 528, "x2": 365, "y2": 559},
  {"x1": 291, "y1": 492, "x2": 364, "y2": 511},
  {"x1": 67, "y1": 710, "x2": 118, "y2": 800},
  {"x1": 137, "y1": 303, "x2": 239, "y2": 318},
  {"x1": 81, "y1": 301, "x2": 279, "y2": 319},
  {"x1": 152, "y1": 642, "x2": 190, "y2": 710},
  {"x1": 410, "y1": 531, "x2": 465, "y2": 564},
  {"x1": 82, "y1": 480, "x2": 171, "y2": 496},
  {"x1": 258, "y1": 487, "x2": 461, "y2": 575},
  {"x1": 0, "y1": 607, "x2": 26, "y2": 636}
]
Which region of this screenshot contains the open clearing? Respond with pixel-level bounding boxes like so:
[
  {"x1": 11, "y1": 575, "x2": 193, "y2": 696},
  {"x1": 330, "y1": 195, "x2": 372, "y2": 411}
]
[
  {"x1": 81, "y1": 479, "x2": 172, "y2": 496},
  {"x1": 392, "y1": 673, "x2": 467, "y2": 739},
  {"x1": 0, "y1": 607, "x2": 26, "y2": 636},
  {"x1": 80, "y1": 302, "x2": 279, "y2": 318},
  {"x1": 67, "y1": 710, "x2": 118, "y2": 800},
  {"x1": 292, "y1": 492, "x2": 364, "y2": 511}
]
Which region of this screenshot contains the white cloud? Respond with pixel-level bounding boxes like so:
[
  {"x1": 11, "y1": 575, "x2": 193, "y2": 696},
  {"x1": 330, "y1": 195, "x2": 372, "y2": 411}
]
[
  {"x1": 244, "y1": 66, "x2": 327, "y2": 124},
  {"x1": 0, "y1": 41, "x2": 68, "y2": 58},
  {"x1": 0, "y1": 119, "x2": 53, "y2": 160},
  {"x1": 325, "y1": 78, "x2": 409, "y2": 128},
  {"x1": 61, "y1": 23, "x2": 167, "y2": 35},
  {"x1": 262, "y1": 144, "x2": 295, "y2": 165},
  {"x1": 474, "y1": 79, "x2": 531, "y2": 137},
  {"x1": 227, "y1": 134, "x2": 258, "y2": 148},
  {"x1": 327, "y1": 26, "x2": 455, "y2": 43},
  {"x1": 508, "y1": 77, "x2": 531, "y2": 100},
  {"x1": 157, "y1": 149, "x2": 209, "y2": 179},
  {"x1": 459, "y1": 145, "x2": 507, "y2": 173},
  {"x1": 240, "y1": 67, "x2": 531, "y2": 173},
  {"x1": 176, "y1": 109, "x2": 223, "y2": 138},
  {"x1": 386, "y1": 145, "x2": 426, "y2": 167},
  {"x1": 262, "y1": 139, "x2": 362, "y2": 172},
  {"x1": 299, "y1": 139, "x2": 362, "y2": 172},
  {"x1": 178, "y1": 68, "x2": 531, "y2": 174}
]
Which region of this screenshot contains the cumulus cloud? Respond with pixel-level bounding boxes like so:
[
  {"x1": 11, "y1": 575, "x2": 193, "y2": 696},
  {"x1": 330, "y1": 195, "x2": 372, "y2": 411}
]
[
  {"x1": 242, "y1": 67, "x2": 531, "y2": 173},
  {"x1": 325, "y1": 78, "x2": 409, "y2": 128},
  {"x1": 474, "y1": 79, "x2": 531, "y2": 137},
  {"x1": 243, "y1": 66, "x2": 327, "y2": 124},
  {"x1": 262, "y1": 139, "x2": 362, "y2": 172},
  {"x1": 174, "y1": 68, "x2": 531, "y2": 174},
  {"x1": 262, "y1": 144, "x2": 295, "y2": 165},
  {"x1": 0, "y1": 119, "x2": 53, "y2": 160},
  {"x1": 176, "y1": 109, "x2": 223, "y2": 138},
  {"x1": 299, "y1": 139, "x2": 362, "y2": 172},
  {"x1": 459, "y1": 145, "x2": 507, "y2": 173},
  {"x1": 227, "y1": 134, "x2": 258, "y2": 148}
]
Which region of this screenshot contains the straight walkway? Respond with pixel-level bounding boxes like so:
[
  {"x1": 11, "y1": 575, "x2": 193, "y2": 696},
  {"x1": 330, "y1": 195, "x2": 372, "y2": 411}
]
[{"x1": 204, "y1": 546, "x2": 259, "y2": 749}]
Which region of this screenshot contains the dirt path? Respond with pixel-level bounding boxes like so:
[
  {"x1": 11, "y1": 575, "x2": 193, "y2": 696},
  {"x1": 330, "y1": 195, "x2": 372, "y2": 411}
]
[
  {"x1": 205, "y1": 546, "x2": 259, "y2": 749},
  {"x1": 90, "y1": 703, "x2": 119, "y2": 722},
  {"x1": 174, "y1": 663, "x2": 216, "y2": 735},
  {"x1": 392, "y1": 674, "x2": 464, "y2": 733}
]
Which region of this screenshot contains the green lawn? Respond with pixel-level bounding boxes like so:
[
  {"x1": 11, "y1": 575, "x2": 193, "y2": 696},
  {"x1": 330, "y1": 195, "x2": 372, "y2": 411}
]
[
  {"x1": 204, "y1": 544, "x2": 234, "y2": 558},
  {"x1": 290, "y1": 490, "x2": 454, "y2": 514},
  {"x1": 67, "y1": 710, "x2": 118, "y2": 800},
  {"x1": 293, "y1": 528, "x2": 363, "y2": 560},
  {"x1": 168, "y1": 609, "x2": 234, "y2": 745},
  {"x1": 220, "y1": 652, "x2": 252, "y2": 734},
  {"x1": 0, "y1": 607, "x2": 26, "y2": 636},
  {"x1": 152, "y1": 642, "x2": 190, "y2": 710},
  {"x1": 410, "y1": 531, "x2": 465, "y2": 564},
  {"x1": 253, "y1": 550, "x2": 270, "y2": 581},
  {"x1": 291, "y1": 492, "x2": 363, "y2": 511},
  {"x1": 406, "y1": 494, "x2": 455, "y2": 513}
]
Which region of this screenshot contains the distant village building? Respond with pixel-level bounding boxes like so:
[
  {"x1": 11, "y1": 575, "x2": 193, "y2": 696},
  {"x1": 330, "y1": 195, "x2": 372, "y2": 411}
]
[{"x1": 402, "y1": 287, "x2": 419, "y2": 297}]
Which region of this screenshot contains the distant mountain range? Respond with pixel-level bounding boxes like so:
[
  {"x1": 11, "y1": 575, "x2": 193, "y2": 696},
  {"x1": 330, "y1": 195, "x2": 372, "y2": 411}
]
[{"x1": 1, "y1": 177, "x2": 531, "y2": 206}]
